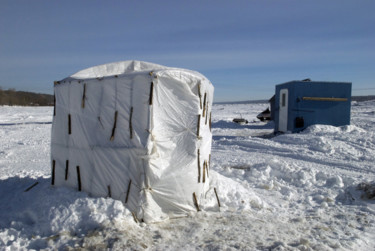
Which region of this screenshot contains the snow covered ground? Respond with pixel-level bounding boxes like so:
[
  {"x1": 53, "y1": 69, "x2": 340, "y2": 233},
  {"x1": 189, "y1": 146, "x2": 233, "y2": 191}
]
[{"x1": 1, "y1": 101, "x2": 374, "y2": 250}]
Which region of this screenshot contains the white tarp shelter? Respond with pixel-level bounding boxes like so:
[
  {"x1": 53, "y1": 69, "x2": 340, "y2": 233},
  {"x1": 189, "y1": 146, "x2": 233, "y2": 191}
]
[{"x1": 51, "y1": 60, "x2": 214, "y2": 222}]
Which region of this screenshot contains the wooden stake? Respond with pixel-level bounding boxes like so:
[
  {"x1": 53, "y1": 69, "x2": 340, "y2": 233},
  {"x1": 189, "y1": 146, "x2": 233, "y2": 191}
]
[
  {"x1": 65, "y1": 160, "x2": 69, "y2": 180},
  {"x1": 53, "y1": 94, "x2": 56, "y2": 116},
  {"x1": 202, "y1": 93, "x2": 207, "y2": 117},
  {"x1": 193, "y1": 192, "x2": 200, "y2": 211},
  {"x1": 51, "y1": 160, "x2": 56, "y2": 185},
  {"x1": 209, "y1": 112, "x2": 212, "y2": 132},
  {"x1": 131, "y1": 212, "x2": 139, "y2": 223},
  {"x1": 205, "y1": 105, "x2": 209, "y2": 125},
  {"x1": 209, "y1": 154, "x2": 211, "y2": 170},
  {"x1": 214, "y1": 188, "x2": 221, "y2": 208},
  {"x1": 129, "y1": 107, "x2": 133, "y2": 139},
  {"x1": 125, "y1": 179, "x2": 132, "y2": 203},
  {"x1": 110, "y1": 111, "x2": 118, "y2": 141},
  {"x1": 149, "y1": 82, "x2": 154, "y2": 105},
  {"x1": 107, "y1": 185, "x2": 112, "y2": 198},
  {"x1": 197, "y1": 115, "x2": 201, "y2": 138},
  {"x1": 24, "y1": 182, "x2": 39, "y2": 192},
  {"x1": 206, "y1": 160, "x2": 209, "y2": 178},
  {"x1": 198, "y1": 83, "x2": 202, "y2": 109},
  {"x1": 76, "y1": 166, "x2": 81, "y2": 191},
  {"x1": 202, "y1": 161, "x2": 206, "y2": 183},
  {"x1": 197, "y1": 149, "x2": 201, "y2": 183},
  {"x1": 81, "y1": 83, "x2": 86, "y2": 108}
]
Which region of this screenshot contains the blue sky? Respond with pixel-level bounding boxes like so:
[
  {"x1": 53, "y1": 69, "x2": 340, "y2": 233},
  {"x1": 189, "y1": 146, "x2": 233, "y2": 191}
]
[{"x1": 1, "y1": 0, "x2": 374, "y2": 102}]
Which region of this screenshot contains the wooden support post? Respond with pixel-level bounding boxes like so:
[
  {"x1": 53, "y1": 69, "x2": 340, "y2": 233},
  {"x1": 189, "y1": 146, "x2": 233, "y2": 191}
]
[
  {"x1": 149, "y1": 82, "x2": 154, "y2": 105},
  {"x1": 65, "y1": 160, "x2": 69, "y2": 180},
  {"x1": 193, "y1": 192, "x2": 200, "y2": 211},
  {"x1": 125, "y1": 179, "x2": 132, "y2": 203},
  {"x1": 68, "y1": 114, "x2": 71, "y2": 135},
  {"x1": 51, "y1": 160, "x2": 56, "y2": 185},
  {"x1": 214, "y1": 187, "x2": 221, "y2": 208},
  {"x1": 110, "y1": 111, "x2": 118, "y2": 141},
  {"x1": 76, "y1": 166, "x2": 81, "y2": 191},
  {"x1": 129, "y1": 107, "x2": 133, "y2": 139},
  {"x1": 197, "y1": 149, "x2": 201, "y2": 183}
]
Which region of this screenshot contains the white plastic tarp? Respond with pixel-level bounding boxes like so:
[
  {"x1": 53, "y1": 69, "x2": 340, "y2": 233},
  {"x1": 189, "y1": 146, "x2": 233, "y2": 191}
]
[{"x1": 51, "y1": 60, "x2": 214, "y2": 222}]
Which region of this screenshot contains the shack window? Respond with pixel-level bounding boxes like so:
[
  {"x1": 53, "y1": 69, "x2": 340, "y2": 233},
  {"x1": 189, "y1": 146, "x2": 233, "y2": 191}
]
[{"x1": 282, "y1": 93, "x2": 286, "y2": 107}]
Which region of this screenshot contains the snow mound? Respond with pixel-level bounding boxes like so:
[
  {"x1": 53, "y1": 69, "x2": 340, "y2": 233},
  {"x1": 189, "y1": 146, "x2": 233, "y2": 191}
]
[
  {"x1": 0, "y1": 175, "x2": 138, "y2": 249},
  {"x1": 303, "y1": 124, "x2": 366, "y2": 134}
]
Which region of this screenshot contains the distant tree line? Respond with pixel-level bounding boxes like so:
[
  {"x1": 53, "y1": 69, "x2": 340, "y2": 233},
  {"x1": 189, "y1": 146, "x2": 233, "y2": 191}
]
[
  {"x1": 0, "y1": 86, "x2": 373, "y2": 106},
  {"x1": 351, "y1": 95, "x2": 375, "y2": 102},
  {"x1": 0, "y1": 87, "x2": 54, "y2": 106}
]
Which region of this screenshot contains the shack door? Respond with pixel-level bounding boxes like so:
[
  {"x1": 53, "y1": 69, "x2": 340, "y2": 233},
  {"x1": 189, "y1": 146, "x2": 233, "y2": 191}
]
[{"x1": 279, "y1": 89, "x2": 288, "y2": 132}]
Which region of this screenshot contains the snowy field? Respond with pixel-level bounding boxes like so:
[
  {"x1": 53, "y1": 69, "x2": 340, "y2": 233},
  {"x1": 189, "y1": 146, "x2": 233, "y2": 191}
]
[{"x1": 1, "y1": 101, "x2": 374, "y2": 250}]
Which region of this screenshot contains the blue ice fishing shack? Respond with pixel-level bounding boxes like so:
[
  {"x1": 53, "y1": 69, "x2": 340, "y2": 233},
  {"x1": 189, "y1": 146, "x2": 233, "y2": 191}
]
[{"x1": 274, "y1": 80, "x2": 352, "y2": 133}]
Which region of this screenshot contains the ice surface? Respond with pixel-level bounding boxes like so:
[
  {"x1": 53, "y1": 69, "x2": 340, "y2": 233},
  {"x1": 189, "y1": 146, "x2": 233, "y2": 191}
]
[{"x1": 1, "y1": 100, "x2": 375, "y2": 250}]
